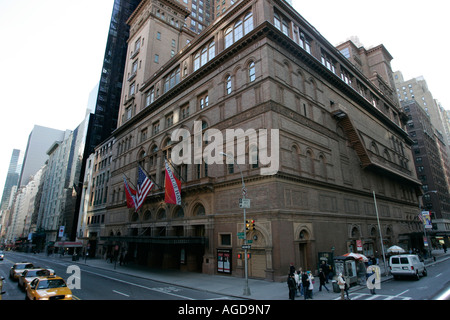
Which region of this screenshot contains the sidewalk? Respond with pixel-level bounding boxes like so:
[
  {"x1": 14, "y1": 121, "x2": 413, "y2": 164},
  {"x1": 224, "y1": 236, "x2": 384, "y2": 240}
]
[{"x1": 22, "y1": 249, "x2": 450, "y2": 300}]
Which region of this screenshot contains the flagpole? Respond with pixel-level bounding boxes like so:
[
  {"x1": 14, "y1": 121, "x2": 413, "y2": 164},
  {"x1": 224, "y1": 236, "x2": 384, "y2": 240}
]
[
  {"x1": 165, "y1": 157, "x2": 187, "y2": 183},
  {"x1": 373, "y1": 191, "x2": 388, "y2": 276},
  {"x1": 138, "y1": 164, "x2": 163, "y2": 190}
]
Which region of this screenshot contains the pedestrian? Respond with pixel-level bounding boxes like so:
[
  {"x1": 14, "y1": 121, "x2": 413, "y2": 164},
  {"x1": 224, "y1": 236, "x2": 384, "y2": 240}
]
[
  {"x1": 289, "y1": 262, "x2": 295, "y2": 275},
  {"x1": 287, "y1": 273, "x2": 296, "y2": 300},
  {"x1": 337, "y1": 273, "x2": 346, "y2": 300},
  {"x1": 321, "y1": 260, "x2": 330, "y2": 283},
  {"x1": 298, "y1": 268, "x2": 304, "y2": 296},
  {"x1": 294, "y1": 270, "x2": 300, "y2": 297},
  {"x1": 318, "y1": 268, "x2": 330, "y2": 292},
  {"x1": 307, "y1": 271, "x2": 314, "y2": 299},
  {"x1": 443, "y1": 243, "x2": 447, "y2": 253},
  {"x1": 302, "y1": 270, "x2": 310, "y2": 300},
  {"x1": 119, "y1": 252, "x2": 124, "y2": 266}
]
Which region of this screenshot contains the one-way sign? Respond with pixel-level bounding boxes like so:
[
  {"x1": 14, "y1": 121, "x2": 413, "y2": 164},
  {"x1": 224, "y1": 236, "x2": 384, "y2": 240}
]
[{"x1": 241, "y1": 244, "x2": 251, "y2": 250}]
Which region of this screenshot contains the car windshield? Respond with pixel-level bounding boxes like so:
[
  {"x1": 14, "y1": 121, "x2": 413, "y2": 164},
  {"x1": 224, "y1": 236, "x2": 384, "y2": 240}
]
[
  {"x1": 26, "y1": 270, "x2": 47, "y2": 277},
  {"x1": 37, "y1": 279, "x2": 67, "y2": 290},
  {"x1": 16, "y1": 263, "x2": 33, "y2": 269}
]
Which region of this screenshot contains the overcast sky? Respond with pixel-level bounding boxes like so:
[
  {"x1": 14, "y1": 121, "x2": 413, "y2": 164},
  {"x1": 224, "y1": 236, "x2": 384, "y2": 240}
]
[{"x1": 0, "y1": 0, "x2": 448, "y2": 200}]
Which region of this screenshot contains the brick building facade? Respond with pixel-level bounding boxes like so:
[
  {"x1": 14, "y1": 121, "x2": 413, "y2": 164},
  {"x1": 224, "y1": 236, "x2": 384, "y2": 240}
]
[{"x1": 87, "y1": 0, "x2": 422, "y2": 281}]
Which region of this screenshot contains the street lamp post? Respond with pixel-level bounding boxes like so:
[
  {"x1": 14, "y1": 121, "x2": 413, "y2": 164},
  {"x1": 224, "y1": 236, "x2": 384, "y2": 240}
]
[
  {"x1": 220, "y1": 152, "x2": 251, "y2": 296},
  {"x1": 419, "y1": 190, "x2": 437, "y2": 258}
]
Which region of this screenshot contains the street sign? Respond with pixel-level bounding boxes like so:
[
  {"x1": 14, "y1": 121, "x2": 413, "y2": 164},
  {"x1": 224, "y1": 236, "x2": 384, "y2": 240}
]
[
  {"x1": 241, "y1": 244, "x2": 251, "y2": 250},
  {"x1": 238, "y1": 232, "x2": 245, "y2": 239},
  {"x1": 239, "y1": 198, "x2": 251, "y2": 209}
]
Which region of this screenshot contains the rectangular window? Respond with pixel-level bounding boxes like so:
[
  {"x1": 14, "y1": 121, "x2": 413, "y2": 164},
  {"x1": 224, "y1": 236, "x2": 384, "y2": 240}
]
[{"x1": 153, "y1": 121, "x2": 160, "y2": 135}]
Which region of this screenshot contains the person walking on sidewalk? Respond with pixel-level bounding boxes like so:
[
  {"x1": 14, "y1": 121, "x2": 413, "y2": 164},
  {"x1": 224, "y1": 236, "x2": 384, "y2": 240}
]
[
  {"x1": 337, "y1": 273, "x2": 347, "y2": 300},
  {"x1": 302, "y1": 270, "x2": 310, "y2": 300},
  {"x1": 318, "y1": 268, "x2": 330, "y2": 292},
  {"x1": 307, "y1": 271, "x2": 314, "y2": 299},
  {"x1": 287, "y1": 273, "x2": 297, "y2": 300},
  {"x1": 297, "y1": 268, "x2": 304, "y2": 297},
  {"x1": 294, "y1": 270, "x2": 300, "y2": 297}
]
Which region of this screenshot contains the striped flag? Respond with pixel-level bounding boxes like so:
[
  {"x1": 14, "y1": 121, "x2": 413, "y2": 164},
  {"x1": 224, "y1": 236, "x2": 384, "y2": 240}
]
[
  {"x1": 136, "y1": 166, "x2": 154, "y2": 211},
  {"x1": 164, "y1": 159, "x2": 182, "y2": 205}
]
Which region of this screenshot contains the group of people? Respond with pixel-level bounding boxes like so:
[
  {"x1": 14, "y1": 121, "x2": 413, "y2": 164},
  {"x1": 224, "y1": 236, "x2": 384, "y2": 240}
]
[
  {"x1": 287, "y1": 263, "x2": 332, "y2": 300},
  {"x1": 287, "y1": 261, "x2": 355, "y2": 301}
]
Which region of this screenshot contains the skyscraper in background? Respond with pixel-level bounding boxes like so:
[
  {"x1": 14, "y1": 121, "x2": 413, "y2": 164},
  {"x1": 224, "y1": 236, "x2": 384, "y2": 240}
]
[
  {"x1": 18, "y1": 125, "x2": 65, "y2": 188},
  {"x1": 86, "y1": 0, "x2": 142, "y2": 155},
  {"x1": 0, "y1": 149, "x2": 23, "y2": 211}
]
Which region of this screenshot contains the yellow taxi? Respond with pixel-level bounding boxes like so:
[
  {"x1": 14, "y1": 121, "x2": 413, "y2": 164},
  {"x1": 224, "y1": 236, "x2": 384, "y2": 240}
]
[
  {"x1": 9, "y1": 262, "x2": 34, "y2": 280},
  {"x1": 25, "y1": 275, "x2": 73, "y2": 300},
  {"x1": 18, "y1": 268, "x2": 54, "y2": 290}
]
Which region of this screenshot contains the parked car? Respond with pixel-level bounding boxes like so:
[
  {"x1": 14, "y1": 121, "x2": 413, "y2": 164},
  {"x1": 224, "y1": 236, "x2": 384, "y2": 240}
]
[
  {"x1": 9, "y1": 262, "x2": 34, "y2": 280},
  {"x1": 390, "y1": 254, "x2": 427, "y2": 280},
  {"x1": 25, "y1": 275, "x2": 73, "y2": 300}
]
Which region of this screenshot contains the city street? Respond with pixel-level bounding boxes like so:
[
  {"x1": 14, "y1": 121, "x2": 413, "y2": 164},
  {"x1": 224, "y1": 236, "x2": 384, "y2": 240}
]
[
  {"x1": 335, "y1": 257, "x2": 450, "y2": 300},
  {"x1": 0, "y1": 251, "x2": 243, "y2": 300},
  {"x1": 0, "y1": 250, "x2": 448, "y2": 301}
]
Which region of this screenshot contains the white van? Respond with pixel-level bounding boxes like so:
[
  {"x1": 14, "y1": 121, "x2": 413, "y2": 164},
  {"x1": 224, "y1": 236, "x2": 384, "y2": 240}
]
[{"x1": 389, "y1": 254, "x2": 427, "y2": 280}]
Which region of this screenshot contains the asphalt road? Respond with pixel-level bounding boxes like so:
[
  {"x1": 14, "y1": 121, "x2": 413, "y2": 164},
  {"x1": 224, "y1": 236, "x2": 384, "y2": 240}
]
[
  {"x1": 335, "y1": 256, "x2": 450, "y2": 300},
  {"x1": 0, "y1": 251, "x2": 242, "y2": 300}
]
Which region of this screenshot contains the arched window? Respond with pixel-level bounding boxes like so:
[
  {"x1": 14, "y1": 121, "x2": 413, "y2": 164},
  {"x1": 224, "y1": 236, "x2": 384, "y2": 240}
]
[
  {"x1": 194, "y1": 204, "x2": 206, "y2": 216},
  {"x1": 225, "y1": 28, "x2": 233, "y2": 48},
  {"x1": 201, "y1": 47, "x2": 208, "y2": 66},
  {"x1": 208, "y1": 41, "x2": 215, "y2": 59},
  {"x1": 234, "y1": 20, "x2": 243, "y2": 41},
  {"x1": 244, "y1": 12, "x2": 253, "y2": 34},
  {"x1": 248, "y1": 61, "x2": 256, "y2": 82},
  {"x1": 194, "y1": 52, "x2": 200, "y2": 71},
  {"x1": 226, "y1": 75, "x2": 232, "y2": 95},
  {"x1": 157, "y1": 208, "x2": 166, "y2": 220}
]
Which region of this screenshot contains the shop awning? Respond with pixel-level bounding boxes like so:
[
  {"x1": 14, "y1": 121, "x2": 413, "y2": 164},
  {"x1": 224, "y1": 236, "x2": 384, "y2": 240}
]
[{"x1": 54, "y1": 241, "x2": 83, "y2": 247}]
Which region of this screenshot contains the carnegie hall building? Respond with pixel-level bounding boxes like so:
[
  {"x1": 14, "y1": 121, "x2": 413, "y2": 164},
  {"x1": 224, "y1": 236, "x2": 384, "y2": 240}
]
[{"x1": 89, "y1": 0, "x2": 423, "y2": 281}]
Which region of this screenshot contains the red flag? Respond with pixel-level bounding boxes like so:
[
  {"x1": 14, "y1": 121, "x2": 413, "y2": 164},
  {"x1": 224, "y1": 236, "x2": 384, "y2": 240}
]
[
  {"x1": 123, "y1": 176, "x2": 137, "y2": 210},
  {"x1": 164, "y1": 159, "x2": 182, "y2": 205}
]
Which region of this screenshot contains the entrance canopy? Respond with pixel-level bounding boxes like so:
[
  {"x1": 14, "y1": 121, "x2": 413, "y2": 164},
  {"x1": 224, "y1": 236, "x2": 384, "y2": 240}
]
[{"x1": 54, "y1": 241, "x2": 83, "y2": 248}]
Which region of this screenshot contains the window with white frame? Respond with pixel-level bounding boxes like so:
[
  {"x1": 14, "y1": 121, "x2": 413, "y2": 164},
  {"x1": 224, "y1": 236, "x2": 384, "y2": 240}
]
[{"x1": 224, "y1": 11, "x2": 254, "y2": 49}]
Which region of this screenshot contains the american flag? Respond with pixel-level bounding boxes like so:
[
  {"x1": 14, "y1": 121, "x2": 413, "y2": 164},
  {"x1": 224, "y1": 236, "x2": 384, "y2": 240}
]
[{"x1": 136, "y1": 166, "x2": 154, "y2": 211}]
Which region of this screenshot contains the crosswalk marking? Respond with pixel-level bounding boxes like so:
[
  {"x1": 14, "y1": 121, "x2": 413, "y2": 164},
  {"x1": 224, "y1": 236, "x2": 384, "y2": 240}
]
[{"x1": 334, "y1": 292, "x2": 412, "y2": 300}]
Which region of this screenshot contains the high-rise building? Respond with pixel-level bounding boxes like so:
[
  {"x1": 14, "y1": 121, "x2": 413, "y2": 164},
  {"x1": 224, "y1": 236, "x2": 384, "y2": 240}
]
[
  {"x1": 19, "y1": 125, "x2": 65, "y2": 188},
  {"x1": 92, "y1": 0, "x2": 423, "y2": 281},
  {"x1": 0, "y1": 149, "x2": 23, "y2": 211},
  {"x1": 402, "y1": 100, "x2": 450, "y2": 243},
  {"x1": 86, "y1": 0, "x2": 142, "y2": 155}
]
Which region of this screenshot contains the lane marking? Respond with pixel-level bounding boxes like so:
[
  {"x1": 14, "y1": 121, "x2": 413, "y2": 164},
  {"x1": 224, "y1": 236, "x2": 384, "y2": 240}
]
[
  {"x1": 113, "y1": 290, "x2": 130, "y2": 297},
  {"x1": 395, "y1": 289, "x2": 409, "y2": 297},
  {"x1": 79, "y1": 268, "x2": 195, "y2": 300}
]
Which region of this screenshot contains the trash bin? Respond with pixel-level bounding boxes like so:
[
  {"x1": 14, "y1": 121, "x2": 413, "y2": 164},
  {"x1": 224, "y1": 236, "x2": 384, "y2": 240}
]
[{"x1": 332, "y1": 280, "x2": 340, "y2": 293}]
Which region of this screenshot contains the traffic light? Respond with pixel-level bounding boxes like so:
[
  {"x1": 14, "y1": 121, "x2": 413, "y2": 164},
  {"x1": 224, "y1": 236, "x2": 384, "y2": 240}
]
[
  {"x1": 246, "y1": 219, "x2": 255, "y2": 231},
  {"x1": 237, "y1": 252, "x2": 243, "y2": 260}
]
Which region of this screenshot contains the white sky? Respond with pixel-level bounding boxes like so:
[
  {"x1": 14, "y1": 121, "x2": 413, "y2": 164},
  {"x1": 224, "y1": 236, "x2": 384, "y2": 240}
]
[{"x1": 0, "y1": 0, "x2": 449, "y2": 200}]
